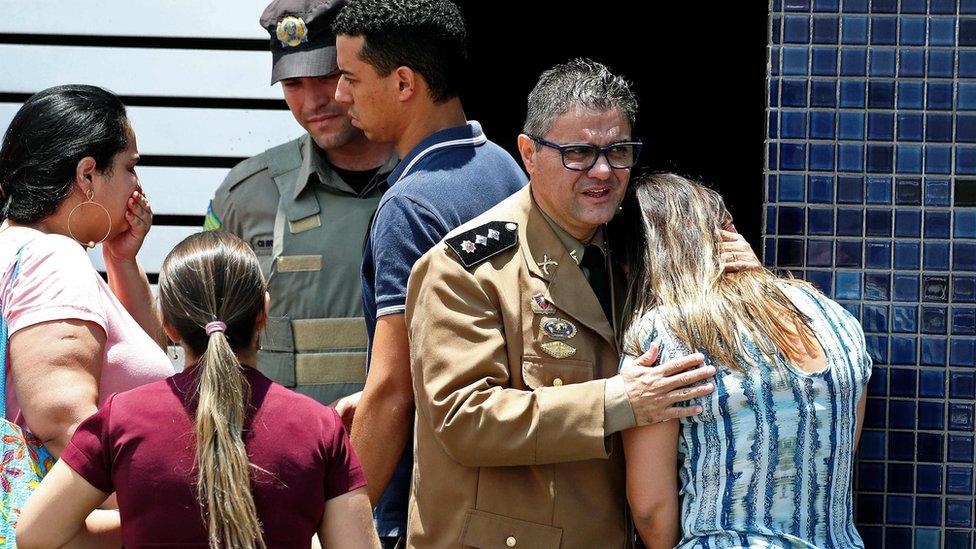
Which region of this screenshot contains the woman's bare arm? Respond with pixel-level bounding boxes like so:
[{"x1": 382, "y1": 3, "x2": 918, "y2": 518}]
[
  {"x1": 10, "y1": 319, "x2": 104, "y2": 458},
  {"x1": 16, "y1": 461, "x2": 117, "y2": 548},
  {"x1": 622, "y1": 421, "x2": 682, "y2": 548},
  {"x1": 101, "y1": 188, "x2": 166, "y2": 349},
  {"x1": 318, "y1": 488, "x2": 381, "y2": 549}
]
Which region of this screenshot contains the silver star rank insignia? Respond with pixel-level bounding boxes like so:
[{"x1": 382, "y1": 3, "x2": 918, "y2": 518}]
[{"x1": 445, "y1": 221, "x2": 519, "y2": 269}]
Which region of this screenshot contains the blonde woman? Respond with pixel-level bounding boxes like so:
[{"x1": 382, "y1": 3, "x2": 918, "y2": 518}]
[
  {"x1": 18, "y1": 231, "x2": 379, "y2": 548},
  {"x1": 619, "y1": 174, "x2": 870, "y2": 549}
]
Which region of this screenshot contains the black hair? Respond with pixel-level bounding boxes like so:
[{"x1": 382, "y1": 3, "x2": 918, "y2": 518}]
[
  {"x1": 0, "y1": 85, "x2": 129, "y2": 223},
  {"x1": 332, "y1": 0, "x2": 467, "y2": 102},
  {"x1": 523, "y1": 58, "x2": 638, "y2": 137}
]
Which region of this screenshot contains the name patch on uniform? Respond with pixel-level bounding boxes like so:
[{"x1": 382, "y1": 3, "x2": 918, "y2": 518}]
[
  {"x1": 277, "y1": 255, "x2": 322, "y2": 272},
  {"x1": 289, "y1": 214, "x2": 321, "y2": 234},
  {"x1": 445, "y1": 221, "x2": 518, "y2": 269},
  {"x1": 252, "y1": 236, "x2": 274, "y2": 253}
]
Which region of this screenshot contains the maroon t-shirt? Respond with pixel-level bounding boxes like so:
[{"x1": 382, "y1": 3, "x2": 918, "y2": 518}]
[{"x1": 61, "y1": 366, "x2": 366, "y2": 546}]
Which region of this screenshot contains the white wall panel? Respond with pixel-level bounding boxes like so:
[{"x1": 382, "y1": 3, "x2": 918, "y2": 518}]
[
  {"x1": 0, "y1": 0, "x2": 269, "y2": 39},
  {"x1": 0, "y1": 45, "x2": 278, "y2": 99},
  {"x1": 88, "y1": 225, "x2": 200, "y2": 274},
  {"x1": 0, "y1": 103, "x2": 301, "y2": 157},
  {"x1": 138, "y1": 167, "x2": 230, "y2": 216},
  {"x1": 2, "y1": 1, "x2": 300, "y2": 282}
]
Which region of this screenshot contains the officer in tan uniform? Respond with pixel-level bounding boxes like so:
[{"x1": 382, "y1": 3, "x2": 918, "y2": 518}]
[
  {"x1": 205, "y1": 0, "x2": 395, "y2": 406},
  {"x1": 405, "y1": 59, "x2": 759, "y2": 548}
]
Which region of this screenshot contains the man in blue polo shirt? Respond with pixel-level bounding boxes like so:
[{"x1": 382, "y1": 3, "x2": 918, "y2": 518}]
[{"x1": 333, "y1": 1, "x2": 526, "y2": 546}]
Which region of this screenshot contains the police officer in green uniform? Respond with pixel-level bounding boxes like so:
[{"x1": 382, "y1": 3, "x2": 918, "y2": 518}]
[{"x1": 204, "y1": 0, "x2": 396, "y2": 406}]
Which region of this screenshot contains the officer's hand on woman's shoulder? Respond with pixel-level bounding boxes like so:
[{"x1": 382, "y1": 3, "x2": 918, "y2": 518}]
[
  {"x1": 718, "y1": 230, "x2": 761, "y2": 273},
  {"x1": 619, "y1": 345, "x2": 716, "y2": 426}
]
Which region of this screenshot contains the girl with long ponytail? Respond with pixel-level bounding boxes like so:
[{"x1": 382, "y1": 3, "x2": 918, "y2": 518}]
[{"x1": 18, "y1": 231, "x2": 380, "y2": 548}]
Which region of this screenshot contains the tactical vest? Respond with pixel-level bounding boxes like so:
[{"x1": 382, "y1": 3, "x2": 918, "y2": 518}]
[{"x1": 256, "y1": 139, "x2": 383, "y2": 405}]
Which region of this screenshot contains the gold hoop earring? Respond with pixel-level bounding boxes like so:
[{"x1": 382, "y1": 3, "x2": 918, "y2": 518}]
[{"x1": 67, "y1": 189, "x2": 112, "y2": 248}]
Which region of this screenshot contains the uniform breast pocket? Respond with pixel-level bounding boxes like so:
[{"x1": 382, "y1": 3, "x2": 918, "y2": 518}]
[
  {"x1": 460, "y1": 509, "x2": 562, "y2": 549},
  {"x1": 521, "y1": 356, "x2": 594, "y2": 389}
]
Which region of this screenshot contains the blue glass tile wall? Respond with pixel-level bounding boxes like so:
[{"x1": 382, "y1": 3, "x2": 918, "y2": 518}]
[{"x1": 767, "y1": 1, "x2": 976, "y2": 546}]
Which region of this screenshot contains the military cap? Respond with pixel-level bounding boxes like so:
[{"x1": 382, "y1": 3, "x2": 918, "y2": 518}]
[{"x1": 260, "y1": 0, "x2": 348, "y2": 84}]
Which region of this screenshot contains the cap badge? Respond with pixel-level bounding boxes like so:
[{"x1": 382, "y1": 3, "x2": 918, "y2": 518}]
[{"x1": 277, "y1": 16, "x2": 309, "y2": 48}]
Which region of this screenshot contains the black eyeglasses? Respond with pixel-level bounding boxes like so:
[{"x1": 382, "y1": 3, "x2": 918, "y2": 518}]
[{"x1": 529, "y1": 136, "x2": 643, "y2": 171}]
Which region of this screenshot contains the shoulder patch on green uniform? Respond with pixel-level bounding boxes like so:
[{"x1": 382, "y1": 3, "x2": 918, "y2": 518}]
[
  {"x1": 445, "y1": 221, "x2": 519, "y2": 269},
  {"x1": 202, "y1": 200, "x2": 222, "y2": 230}
]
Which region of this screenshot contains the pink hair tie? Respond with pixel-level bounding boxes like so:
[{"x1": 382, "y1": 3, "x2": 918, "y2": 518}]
[{"x1": 205, "y1": 321, "x2": 227, "y2": 335}]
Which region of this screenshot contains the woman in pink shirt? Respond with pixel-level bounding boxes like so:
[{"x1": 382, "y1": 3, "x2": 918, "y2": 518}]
[
  {"x1": 0, "y1": 85, "x2": 174, "y2": 536},
  {"x1": 19, "y1": 231, "x2": 378, "y2": 548}
]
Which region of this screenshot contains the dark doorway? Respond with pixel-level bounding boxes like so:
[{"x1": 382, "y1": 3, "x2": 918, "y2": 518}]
[{"x1": 458, "y1": 2, "x2": 769, "y2": 247}]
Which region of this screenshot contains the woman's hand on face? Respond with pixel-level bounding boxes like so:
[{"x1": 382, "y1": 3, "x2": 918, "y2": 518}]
[{"x1": 103, "y1": 188, "x2": 152, "y2": 264}]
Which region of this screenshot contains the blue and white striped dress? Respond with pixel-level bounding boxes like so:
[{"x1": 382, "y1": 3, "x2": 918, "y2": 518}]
[{"x1": 629, "y1": 282, "x2": 871, "y2": 549}]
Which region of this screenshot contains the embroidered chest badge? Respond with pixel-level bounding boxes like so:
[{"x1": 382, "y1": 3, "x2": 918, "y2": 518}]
[
  {"x1": 541, "y1": 341, "x2": 576, "y2": 359},
  {"x1": 541, "y1": 317, "x2": 577, "y2": 340},
  {"x1": 530, "y1": 293, "x2": 553, "y2": 314}
]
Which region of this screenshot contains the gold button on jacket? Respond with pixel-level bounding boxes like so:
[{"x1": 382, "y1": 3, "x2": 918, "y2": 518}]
[{"x1": 405, "y1": 186, "x2": 629, "y2": 548}]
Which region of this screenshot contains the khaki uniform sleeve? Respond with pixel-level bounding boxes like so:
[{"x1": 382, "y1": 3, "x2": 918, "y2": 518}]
[
  {"x1": 604, "y1": 374, "x2": 637, "y2": 434},
  {"x1": 407, "y1": 248, "x2": 610, "y2": 468}
]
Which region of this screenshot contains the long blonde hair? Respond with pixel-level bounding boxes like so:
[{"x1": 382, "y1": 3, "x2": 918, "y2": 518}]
[
  {"x1": 158, "y1": 231, "x2": 266, "y2": 548},
  {"x1": 621, "y1": 173, "x2": 818, "y2": 370}
]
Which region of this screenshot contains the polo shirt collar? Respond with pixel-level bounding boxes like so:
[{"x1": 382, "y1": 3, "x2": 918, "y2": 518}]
[{"x1": 388, "y1": 120, "x2": 487, "y2": 185}]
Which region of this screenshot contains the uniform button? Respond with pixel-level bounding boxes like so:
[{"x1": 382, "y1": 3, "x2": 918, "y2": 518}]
[
  {"x1": 506, "y1": 536, "x2": 517, "y2": 547},
  {"x1": 552, "y1": 377, "x2": 564, "y2": 387}
]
